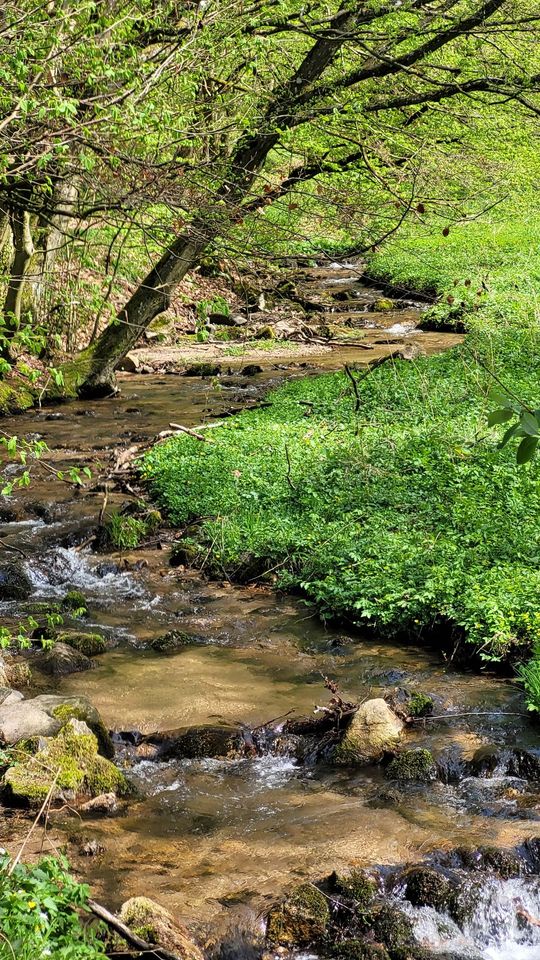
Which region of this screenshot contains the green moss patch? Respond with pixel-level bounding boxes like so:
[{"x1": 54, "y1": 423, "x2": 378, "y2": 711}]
[{"x1": 3, "y1": 720, "x2": 128, "y2": 805}]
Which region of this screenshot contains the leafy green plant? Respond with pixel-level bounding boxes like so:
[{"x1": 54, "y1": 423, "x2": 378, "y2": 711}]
[{"x1": 0, "y1": 854, "x2": 106, "y2": 959}]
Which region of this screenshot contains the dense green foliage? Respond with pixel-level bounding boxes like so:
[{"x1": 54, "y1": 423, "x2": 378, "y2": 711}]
[
  {"x1": 143, "y1": 213, "x2": 540, "y2": 681},
  {"x1": 0, "y1": 854, "x2": 105, "y2": 959}
]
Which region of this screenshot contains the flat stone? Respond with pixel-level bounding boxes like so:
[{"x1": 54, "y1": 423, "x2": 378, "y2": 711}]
[{"x1": 80, "y1": 792, "x2": 119, "y2": 815}]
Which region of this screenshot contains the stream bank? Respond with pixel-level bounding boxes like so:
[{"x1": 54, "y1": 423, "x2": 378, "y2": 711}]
[{"x1": 0, "y1": 266, "x2": 538, "y2": 960}]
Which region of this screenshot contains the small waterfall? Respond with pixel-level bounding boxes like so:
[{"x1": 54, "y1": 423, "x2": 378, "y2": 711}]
[
  {"x1": 401, "y1": 876, "x2": 540, "y2": 959},
  {"x1": 24, "y1": 546, "x2": 145, "y2": 600}
]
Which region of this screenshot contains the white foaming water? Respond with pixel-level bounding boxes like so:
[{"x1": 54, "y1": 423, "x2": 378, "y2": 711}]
[
  {"x1": 403, "y1": 877, "x2": 540, "y2": 960},
  {"x1": 25, "y1": 546, "x2": 145, "y2": 600},
  {"x1": 386, "y1": 322, "x2": 416, "y2": 334}
]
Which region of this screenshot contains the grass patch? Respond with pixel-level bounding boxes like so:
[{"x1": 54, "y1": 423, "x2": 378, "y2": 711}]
[{"x1": 142, "y1": 210, "x2": 540, "y2": 702}]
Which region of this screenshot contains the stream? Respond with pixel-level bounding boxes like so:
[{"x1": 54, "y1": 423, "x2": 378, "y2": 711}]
[{"x1": 1, "y1": 266, "x2": 539, "y2": 959}]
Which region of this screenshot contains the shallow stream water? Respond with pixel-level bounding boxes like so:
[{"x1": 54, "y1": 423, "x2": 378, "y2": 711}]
[{"x1": 1, "y1": 269, "x2": 539, "y2": 956}]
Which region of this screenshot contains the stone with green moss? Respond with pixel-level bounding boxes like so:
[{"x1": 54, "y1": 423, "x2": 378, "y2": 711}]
[
  {"x1": 266, "y1": 883, "x2": 330, "y2": 946},
  {"x1": 150, "y1": 631, "x2": 200, "y2": 654},
  {"x1": 119, "y1": 896, "x2": 204, "y2": 960},
  {"x1": 58, "y1": 632, "x2": 107, "y2": 657},
  {"x1": 61, "y1": 590, "x2": 88, "y2": 614},
  {"x1": 332, "y1": 869, "x2": 377, "y2": 912},
  {"x1": 3, "y1": 718, "x2": 129, "y2": 806},
  {"x1": 386, "y1": 749, "x2": 437, "y2": 783},
  {"x1": 334, "y1": 700, "x2": 404, "y2": 765},
  {"x1": 373, "y1": 297, "x2": 394, "y2": 312},
  {"x1": 402, "y1": 867, "x2": 454, "y2": 912},
  {"x1": 50, "y1": 700, "x2": 114, "y2": 759},
  {"x1": 407, "y1": 692, "x2": 434, "y2": 718}
]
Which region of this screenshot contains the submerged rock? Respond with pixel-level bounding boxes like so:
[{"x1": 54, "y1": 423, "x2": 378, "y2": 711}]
[
  {"x1": 150, "y1": 630, "x2": 201, "y2": 654},
  {"x1": 3, "y1": 718, "x2": 129, "y2": 806},
  {"x1": 119, "y1": 896, "x2": 204, "y2": 960},
  {"x1": 266, "y1": 883, "x2": 330, "y2": 946},
  {"x1": 0, "y1": 561, "x2": 32, "y2": 600},
  {"x1": 35, "y1": 641, "x2": 95, "y2": 676},
  {"x1": 333, "y1": 699, "x2": 403, "y2": 764}
]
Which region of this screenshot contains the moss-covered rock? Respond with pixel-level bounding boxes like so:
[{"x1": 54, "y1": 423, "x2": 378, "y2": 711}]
[
  {"x1": 373, "y1": 297, "x2": 394, "y2": 312},
  {"x1": 58, "y1": 632, "x2": 107, "y2": 657},
  {"x1": 3, "y1": 719, "x2": 128, "y2": 806},
  {"x1": 119, "y1": 896, "x2": 204, "y2": 960},
  {"x1": 386, "y1": 749, "x2": 437, "y2": 783},
  {"x1": 334, "y1": 700, "x2": 404, "y2": 765},
  {"x1": 170, "y1": 540, "x2": 202, "y2": 567},
  {"x1": 407, "y1": 693, "x2": 434, "y2": 718},
  {"x1": 50, "y1": 701, "x2": 114, "y2": 759},
  {"x1": 184, "y1": 362, "x2": 222, "y2": 377},
  {"x1": 331, "y1": 869, "x2": 378, "y2": 912},
  {"x1": 61, "y1": 590, "x2": 88, "y2": 614},
  {"x1": 3, "y1": 659, "x2": 32, "y2": 687},
  {"x1": 370, "y1": 905, "x2": 429, "y2": 960},
  {"x1": 402, "y1": 867, "x2": 454, "y2": 912},
  {"x1": 266, "y1": 883, "x2": 330, "y2": 946},
  {"x1": 150, "y1": 631, "x2": 200, "y2": 654}
]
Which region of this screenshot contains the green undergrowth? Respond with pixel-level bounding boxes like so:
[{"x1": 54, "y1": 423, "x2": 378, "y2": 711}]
[
  {"x1": 0, "y1": 853, "x2": 106, "y2": 959},
  {"x1": 143, "y1": 211, "x2": 540, "y2": 705},
  {"x1": 142, "y1": 327, "x2": 540, "y2": 665}
]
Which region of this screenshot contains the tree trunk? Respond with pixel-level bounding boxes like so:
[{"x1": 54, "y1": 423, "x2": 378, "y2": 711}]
[
  {"x1": 31, "y1": 179, "x2": 79, "y2": 325},
  {"x1": 77, "y1": 5, "x2": 356, "y2": 397},
  {"x1": 3, "y1": 207, "x2": 34, "y2": 334}
]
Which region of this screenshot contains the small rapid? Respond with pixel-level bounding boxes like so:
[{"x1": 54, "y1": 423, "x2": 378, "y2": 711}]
[{"x1": 402, "y1": 876, "x2": 540, "y2": 959}]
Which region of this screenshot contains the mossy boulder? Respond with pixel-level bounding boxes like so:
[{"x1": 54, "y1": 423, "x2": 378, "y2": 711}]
[
  {"x1": 0, "y1": 562, "x2": 32, "y2": 600},
  {"x1": 58, "y1": 632, "x2": 107, "y2": 657},
  {"x1": 334, "y1": 700, "x2": 404, "y2": 764},
  {"x1": 0, "y1": 693, "x2": 114, "y2": 759},
  {"x1": 386, "y1": 749, "x2": 437, "y2": 783},
  {"x1": 266, "y1": 883, "x2": 330, "y2": 946},
  {"x1": 401, "y1": 867, "x2": 454, "y2": 912},
  {"x1": 150, "y1": 631, "x2": 201, "y2": 654},
  {"x1": 255, "y1": 324, "x2": 275, "y2": 340},
  {"x1": 119, "y1": 897, "x2": 204, "y2": 960},
  {"x1": 331, "y1": 869, "x2": 378, "y2": 912},
  {"x1": 373, "y1": 297, "x2": 394, "y2": 312},
  {"x1": 407, "y1": 692, "x2": 434, "y2": 718},
  {"x1": 61, "y1": 590, "x2": 88, "y2": 614},
  {"x1": 35, "y1": 641, "x2": 95, "y2": 677},
  {"x1": 3, "y1": 719, "x2": 128, "y2": 806},
  {"x1": 170, "y1": 541, "x2": 202, "y2": 568},
  {"x1": 370, "y1": 905, "x2": 428, "y2": 960}
]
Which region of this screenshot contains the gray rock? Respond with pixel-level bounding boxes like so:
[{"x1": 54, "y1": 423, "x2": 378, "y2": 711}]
[
  {"x1": 0, "y1": 694, "x2": 113, "y2": 757},
  {"x1": 0, "y1": 562, "x2": 32, "y2": 600},
  {"x1": 0, "y1": 687, "x2": 24, "y2": 707},
  {"x1": 333, "y1": 698, "x2": 404, "y2": 764},
  {"x1": 80, "y1": 792, "x2": 119, "y2": 816},
  {"x1": 0, "y1": 699, "x2": 62, "y2": 743},
  {"x1": 117, "y1": 353, "x2": 140, "y2": 372},
  {"x1": 35, "y1": 641, "x2": 94, "y2": 676}
]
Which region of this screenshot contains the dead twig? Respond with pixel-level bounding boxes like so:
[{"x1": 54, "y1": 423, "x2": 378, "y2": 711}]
[
  {"x1": 0, "y1": 537, "x2": 29, "y2": 559},
  {"x1": 87, "y1": 899, "x2": 185, "y2": 960}
]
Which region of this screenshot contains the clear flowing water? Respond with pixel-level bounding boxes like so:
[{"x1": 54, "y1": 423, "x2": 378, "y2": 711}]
[{"x1": 1, "y1": 274, "x2": 539, "y2": 954}]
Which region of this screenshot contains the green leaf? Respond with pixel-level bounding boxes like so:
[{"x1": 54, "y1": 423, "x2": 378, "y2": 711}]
[
  {"x1": 499, "y1": 422, "x2": 520, "y2": 449},
  {"x1": 520, "y1": 410, "x2": 540, "y2": 436},
  {"x1": 516, "y1": 435, "x2": 539, "y2": 464},
  {"x1": 487, "y1": 408, "x2": 513, "y2": 427}
]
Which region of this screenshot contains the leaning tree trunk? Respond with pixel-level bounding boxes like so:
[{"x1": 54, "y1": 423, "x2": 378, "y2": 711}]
[{"x1": 77, "y1": 4, "x2": 356, "y2": 397}]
